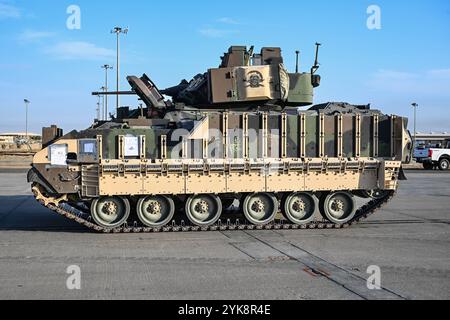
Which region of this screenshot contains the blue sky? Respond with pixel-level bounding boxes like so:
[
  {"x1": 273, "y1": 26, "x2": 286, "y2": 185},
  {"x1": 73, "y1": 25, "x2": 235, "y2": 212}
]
[{"x1": 0, "y1": 0, "x2": 449, "y2": 134}]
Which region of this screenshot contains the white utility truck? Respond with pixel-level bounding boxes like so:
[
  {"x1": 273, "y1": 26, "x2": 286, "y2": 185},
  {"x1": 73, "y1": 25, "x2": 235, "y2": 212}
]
[{"x1": 414, "y1": 139, "x2": 450, "y2": 170}]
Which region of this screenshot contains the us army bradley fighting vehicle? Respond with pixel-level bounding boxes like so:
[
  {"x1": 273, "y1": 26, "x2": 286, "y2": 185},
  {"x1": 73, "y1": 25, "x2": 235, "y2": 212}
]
[{"x1": 28, "y1": 45, "x2": 413, "y2": 232}]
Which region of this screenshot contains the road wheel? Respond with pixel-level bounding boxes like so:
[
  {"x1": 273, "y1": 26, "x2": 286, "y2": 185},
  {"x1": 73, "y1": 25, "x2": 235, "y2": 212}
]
[
  {"x1": 243, "y1": 193, "x2": 278, "y2": 226},
  {"x1": 91, "y1": 196, "x2": 130, "y2": 228},
  {"x1": 137, "y1": 195, "x2": 175, "y2": 227},
  {"x1": 185, "y1": 194, "x2": 222, "y2": 227},
  {"x1": 423, "y1": 162, "x2": 434, "y2": 170},
  {"x1": 438, "y1": 158, "x2": 450, "y2": 171},
  {"x1": 282, "y1": 192, "x2": 317, "y2": 225},
  {"x1": 320, "y1": 192, "x2": 356, "y2": 225}
]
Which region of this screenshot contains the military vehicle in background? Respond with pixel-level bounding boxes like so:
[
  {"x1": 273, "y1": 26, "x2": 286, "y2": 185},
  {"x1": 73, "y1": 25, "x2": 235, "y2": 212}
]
[{"x1": 28, "y1": 44, "x2": 413, "y2": 233}]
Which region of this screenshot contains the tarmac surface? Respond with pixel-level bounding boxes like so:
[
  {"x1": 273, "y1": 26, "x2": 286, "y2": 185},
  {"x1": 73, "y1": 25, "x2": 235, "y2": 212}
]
[{"x1": 0, "y1": 170, "x2": 448, "y2": 300}]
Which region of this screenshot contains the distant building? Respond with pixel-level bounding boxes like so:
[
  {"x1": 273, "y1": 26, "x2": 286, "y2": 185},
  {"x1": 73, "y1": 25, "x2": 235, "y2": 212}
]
[
  {"x1": 0, "y1": 133, "x2": 41, "y2": 144},
  {"x1": 415, "y1": 132, "x2": 450, "y2": 148}
]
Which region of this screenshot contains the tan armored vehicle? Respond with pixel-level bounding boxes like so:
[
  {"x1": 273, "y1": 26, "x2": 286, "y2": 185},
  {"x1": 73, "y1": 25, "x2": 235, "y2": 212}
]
[{"x1": 28, "y1": 45, "x2": 413, "y2": 232}]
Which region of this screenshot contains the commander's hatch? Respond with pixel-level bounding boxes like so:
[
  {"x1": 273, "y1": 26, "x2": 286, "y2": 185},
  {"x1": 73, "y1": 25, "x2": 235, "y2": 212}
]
[{"x1": 127, "y1": 74, "x2": 168, "y2": 110}]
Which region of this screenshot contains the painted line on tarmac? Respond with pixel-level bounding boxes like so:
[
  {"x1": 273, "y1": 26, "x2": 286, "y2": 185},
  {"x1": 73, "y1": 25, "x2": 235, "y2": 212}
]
[
  {"x1": 385, "y1": 209, "x2": 450, "y2": 225},
  {"x1": 244, "y1": 231, "x2": 407, "y2": 300}
]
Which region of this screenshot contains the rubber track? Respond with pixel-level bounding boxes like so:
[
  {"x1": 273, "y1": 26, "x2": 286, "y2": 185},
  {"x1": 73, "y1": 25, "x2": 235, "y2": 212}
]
[{"x1": 33, "y1": 191, "x2": 396, "y2": 233}]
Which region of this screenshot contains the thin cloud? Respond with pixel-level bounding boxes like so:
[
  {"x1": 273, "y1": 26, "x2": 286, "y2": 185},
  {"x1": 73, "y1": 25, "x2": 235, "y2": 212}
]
[
  {"x1": 217, "y1": 17, "x2": 240, "y2": 25},
  {"x1": 19, "y1": 30, "x2": 56, "y2": 42},
  {"x1": 199, "y1": 18, "x2": 241, "y2": 38},
  {"x1": 0, "y1": 1, "x2": 20, "y2": 19},
  {"x1": 372, "y1": 69, "x2": 418, "y2": 81},
  {"x1": 428, "y1": 68, "x2": 450, "y2": 78},
  {"x1": 0, "y1": 63, "x2": 32, "y2": 70},
  {"x1": 44, "y1": 41, "x2": 115, "y2": 61},
  {"x1": 367, "y1": 68, "x2": 450, "y2": 95},
  {"x1": 198, "y1": 28, "x2": 239, "y2": 38}
]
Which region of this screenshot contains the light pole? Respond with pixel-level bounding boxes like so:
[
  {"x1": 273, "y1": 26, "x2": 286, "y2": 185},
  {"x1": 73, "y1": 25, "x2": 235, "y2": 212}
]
[
  {"x1": 101, "y1": 64, "x2": 113, "y2": 120},
  {"x1": 411, "y1": 103, "x2": 418, "y2": 148},
  {"x1": 100, "y1": 86, "x2": 106, "y2": 120},
  {"x1": 111, "y1": 27, "x2": 128, "y2": 115},
  {"x1": 96, "y1": 95, "x2": 101, "y2": 121},
  {"x1": 24, "y1": 99, "x2": 30, "y2": 138}
]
